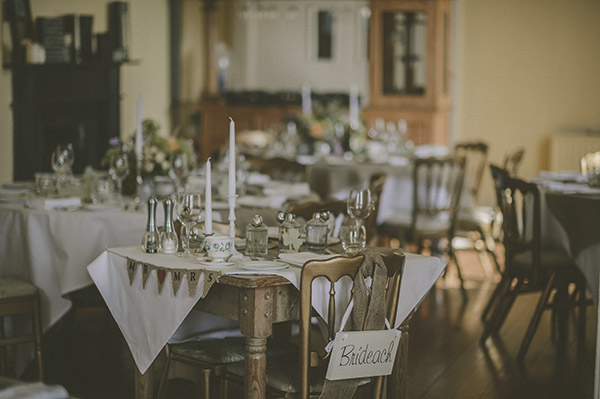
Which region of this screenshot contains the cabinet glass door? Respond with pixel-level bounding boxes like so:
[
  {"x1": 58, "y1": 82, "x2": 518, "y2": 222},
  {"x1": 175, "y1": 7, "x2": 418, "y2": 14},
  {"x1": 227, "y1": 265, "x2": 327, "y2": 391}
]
[{"x1": 382, "y1": 11, "x2": 427, "y2": 96}]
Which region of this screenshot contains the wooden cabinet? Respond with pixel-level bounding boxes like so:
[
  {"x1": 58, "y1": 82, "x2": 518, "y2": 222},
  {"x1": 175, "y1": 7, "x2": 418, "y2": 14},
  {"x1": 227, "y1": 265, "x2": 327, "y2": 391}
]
[
  {"x1": 11, "y1": 63, "x2": 120, "y2": 181},
  {"x1": 364, "y1": 0, "x2": 452, "y2": 145}
]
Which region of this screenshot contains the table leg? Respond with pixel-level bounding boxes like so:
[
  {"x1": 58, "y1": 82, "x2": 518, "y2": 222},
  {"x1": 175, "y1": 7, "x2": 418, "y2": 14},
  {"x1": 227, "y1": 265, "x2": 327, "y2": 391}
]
[
  {"x1": 239, "y1": 286, "x2": 274, "y2": 399},
  {"x1": 135, "y1": 363, "x2": 154, "y2": 399}
]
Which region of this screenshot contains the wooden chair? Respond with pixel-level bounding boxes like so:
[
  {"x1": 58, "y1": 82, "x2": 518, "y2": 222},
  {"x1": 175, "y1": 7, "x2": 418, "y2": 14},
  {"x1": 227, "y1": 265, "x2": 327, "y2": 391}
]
[
  {"x1": 225, "y1": 249, "x2": 406, "y2": 399},
  {"x1": 378, "y1": 156, "x2": 467, "y2": 293},
  {"x1": 246, "y1": 156, "x2": 307, "y2": 183},
  {"x1": 479, "y1": 172, "x2": 588, "y2": 363},
  {"x1": 452, "y1": 142, "x2": 502, "y2": 275},
  {"x1": 502, "y1": 147, "x2": 525, "y2": 177},
  {"x1": 0, "y1": 277, "x2": 43, "y2": 380}
]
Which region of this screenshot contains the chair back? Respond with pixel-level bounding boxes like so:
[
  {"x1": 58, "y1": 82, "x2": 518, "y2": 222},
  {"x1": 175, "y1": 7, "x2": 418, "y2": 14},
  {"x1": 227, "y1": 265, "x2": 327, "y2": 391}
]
[
  {"x1": 495, "y1": 173, "x2": 542, "y2": 287},
  {"x1": 410, "y1": 156, "x2": 466, "y2": 237},
  {"x1": 247, "y1": 156, "x2": 307, "y2": 182},
  {"x1": 502, "y1": 147, "x2": 525, "y2": 177},
  {"x1": 286, "y1": 198, "x2": 347, "y2": 222},
  {"x1": 364, "y1": 174, "x2": 387, "y2": 243},
  {"x1": 298, "y1": 250, "x2": 406, "y2": 399},
  {"x1": 455, "y1": 142, "x2": 488, "y2": 201}
]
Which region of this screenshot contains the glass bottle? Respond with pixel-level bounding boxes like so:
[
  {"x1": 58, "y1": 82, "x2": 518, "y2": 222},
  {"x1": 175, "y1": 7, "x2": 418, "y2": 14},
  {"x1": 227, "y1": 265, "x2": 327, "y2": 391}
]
[
  {"x1": 160, "y1": 197, "x2": 178, "y2": 254},
  {"x1": 306, "y1": 212, "x2": 328, "y2": 252},
  {"x1": 142, "y1": 196, "x2": 159, "y2": 253},
  {"x1": 245, "y1": 214, "x2": 268, "y2": 257},
  {"x1": 278, "y1": 212, "x2": 303, "y2": 252}
]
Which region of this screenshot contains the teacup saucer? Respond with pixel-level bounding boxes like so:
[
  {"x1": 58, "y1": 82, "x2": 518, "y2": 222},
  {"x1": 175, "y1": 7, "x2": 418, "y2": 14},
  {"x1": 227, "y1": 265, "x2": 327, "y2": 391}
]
[{"x1": 196, "y1": 256, "x2": 235, "y2": 268}]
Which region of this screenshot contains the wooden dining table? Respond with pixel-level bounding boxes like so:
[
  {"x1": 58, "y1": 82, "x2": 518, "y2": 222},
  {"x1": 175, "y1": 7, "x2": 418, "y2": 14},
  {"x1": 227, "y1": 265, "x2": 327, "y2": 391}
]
[{"x1": 87, "y1": 247, "x2": 445, "y2": 399}]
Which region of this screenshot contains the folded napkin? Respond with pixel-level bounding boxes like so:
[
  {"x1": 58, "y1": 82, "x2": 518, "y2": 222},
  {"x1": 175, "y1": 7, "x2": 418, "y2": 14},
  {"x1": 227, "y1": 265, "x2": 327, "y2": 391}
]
[
  {"x1": 413, "y1": 144, "x2": 449, "y2": 158},
  {"x1": 26, "y1": 197, "x2": 82, "y2": 210},
  {"x1": 546, "y1": 182, "x2": 600, "y2": 195},
  {"x1": 278, "y1": 252, "x2": 339, "y2": 267},
  {"x1": 0, "y1": 382, "x2": 69, "y2": 399}
]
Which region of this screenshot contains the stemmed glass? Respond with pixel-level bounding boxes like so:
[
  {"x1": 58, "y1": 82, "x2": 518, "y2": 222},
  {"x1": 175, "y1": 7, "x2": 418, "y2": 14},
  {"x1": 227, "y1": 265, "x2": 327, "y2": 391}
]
[
  {"x1": 347, "y1": 188, "x2": 374, "y2": 228},
  {"x1": 108, "y1": 152, "x2": 130, "y2": 204},
  {"x1": 51, "y1": 143, "x2": 74, "y2": 190},
  {"x1": 176, "y1": 192, "x2": 202, "y2": 257},
  {"x1": 169, "y1": 153, "x2": 189, "y2": 195}
]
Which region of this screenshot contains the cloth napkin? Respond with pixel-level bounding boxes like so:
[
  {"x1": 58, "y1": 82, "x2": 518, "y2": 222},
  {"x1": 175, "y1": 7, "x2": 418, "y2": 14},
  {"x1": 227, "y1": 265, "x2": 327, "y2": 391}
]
[
  {"x1": 278, "y1": 252, "x2": 339, "y2": 267},
  {"x1": 26, "y1": 197, "x2": 82, "y2": 210},
  {"x1": 237, "y1": 195, "x2": 287, "y2": 209},
  {"x1": 0, "y1": 382, "x2": 69, "y2": 399}
]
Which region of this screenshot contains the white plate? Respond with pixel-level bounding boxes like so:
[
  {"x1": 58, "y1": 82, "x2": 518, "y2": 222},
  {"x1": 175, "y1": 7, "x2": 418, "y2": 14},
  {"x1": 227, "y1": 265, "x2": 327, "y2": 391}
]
[
  {"x1": 197, "y1": 257, "x2": 236, "y2": 268},
  {"x1": 84, "y1": 204, "x2": 123, "y2": 212},
  {"x1": 239, "y1": 260, "x2": 288, "y2": 271}
]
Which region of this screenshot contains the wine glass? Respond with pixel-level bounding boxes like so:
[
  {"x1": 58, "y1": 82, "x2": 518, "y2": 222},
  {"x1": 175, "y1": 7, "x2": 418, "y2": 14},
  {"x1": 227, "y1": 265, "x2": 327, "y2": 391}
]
[
  {"x1": 51, "y1": 143, "x2": 74, "y2": 189},
  {"x1": 169, "y1": 153, "x2": 189, "y2": 195},
  {"x1": 176, "y1": 192, "x2": 202, "y2": 257},
  {"x1": 108, "y1": 152, "x2": 130, "y2": 204},
  {"x1": 347, "y1": 188, "x2": 374, "y2": 228}
]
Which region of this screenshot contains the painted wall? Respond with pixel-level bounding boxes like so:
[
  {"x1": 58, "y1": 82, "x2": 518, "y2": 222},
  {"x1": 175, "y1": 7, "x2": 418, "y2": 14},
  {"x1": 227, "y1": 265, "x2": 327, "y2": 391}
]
[
  {"x1": 0, "y1": 0, "x2": 169, "y2": 183},
  {"x1": 456, "y1": 0, "x2": 600, "y2": 203}
]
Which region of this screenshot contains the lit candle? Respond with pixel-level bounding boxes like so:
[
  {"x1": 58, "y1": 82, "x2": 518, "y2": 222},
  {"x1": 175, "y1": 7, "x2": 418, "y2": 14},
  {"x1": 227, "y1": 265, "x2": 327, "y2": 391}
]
[
  {"x1": 205, "y1": 158, "x2": 212, "y2": 235},
  {"x1": 349, "y1": 84, "x2": 360, "y2": 130},
  {"x1": 228, "y1": 117, "x2": 236, "y2": 197},
  {"x1": 301, "y1": 83, "x2": 312, "y2": 115},
  {"x1": 135, "y1": 95, "x2": 143, "y2": 158}
]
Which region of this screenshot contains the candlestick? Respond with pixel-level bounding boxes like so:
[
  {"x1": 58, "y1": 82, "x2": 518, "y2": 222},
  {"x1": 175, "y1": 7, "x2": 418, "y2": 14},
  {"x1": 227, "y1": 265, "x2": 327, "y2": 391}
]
[
  {"x1": 349, "y1": 84, "x2": 360, "y2": 131},
  {"x1": 205, "y1": 158, "x2": 212, "y2": 235},
  {"x1": 135, "y1": 95, "x2": 143, "y2": 159}
]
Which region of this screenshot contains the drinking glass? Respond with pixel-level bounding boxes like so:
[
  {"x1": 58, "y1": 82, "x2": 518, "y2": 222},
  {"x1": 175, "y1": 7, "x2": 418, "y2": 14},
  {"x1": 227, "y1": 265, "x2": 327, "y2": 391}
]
[
  {"x1": 347, "y1": 188, "x2": 374, "y2": 227},
  {"x1": 170, "y1": 153, "x2": 189, "y2": 194},
  {"x1": 51, "y1": 144, "x2": 74, "y2": 188},
  {"x1": 108, "y1": 152, "x2": 130, "y2": 204},
  {"x1": 176, "y1": 192, "x2": 202, "y2": 257},
  {"x1": 340, "y1": 225, "x2": 366, "y2": 254}
]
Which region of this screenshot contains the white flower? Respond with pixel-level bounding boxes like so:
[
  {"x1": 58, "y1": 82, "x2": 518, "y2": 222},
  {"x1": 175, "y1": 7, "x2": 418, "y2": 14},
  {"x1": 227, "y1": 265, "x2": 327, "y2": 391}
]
[
  {"x1": 155, "y1": 152, "x2": 166, "y2": 162},
  {"x1": 161, "y1": 161, "x2": 170, "y2": 171},
  {"x1": 144, "y1": 163, "x2": 154, "y2": 173}
]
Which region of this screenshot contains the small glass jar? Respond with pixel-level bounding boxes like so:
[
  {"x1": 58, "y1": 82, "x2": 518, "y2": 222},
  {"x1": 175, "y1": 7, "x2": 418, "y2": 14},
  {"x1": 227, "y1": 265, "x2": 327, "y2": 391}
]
[
  {"x1": 278, "y1": 212, "x2": 303, "y2": 252},
  {"x1": 305, "y1": 212, "x2": 328, "y2": 252},
  {"x1": 245, "y1": 214, "x2": 268, "y2": 257}
]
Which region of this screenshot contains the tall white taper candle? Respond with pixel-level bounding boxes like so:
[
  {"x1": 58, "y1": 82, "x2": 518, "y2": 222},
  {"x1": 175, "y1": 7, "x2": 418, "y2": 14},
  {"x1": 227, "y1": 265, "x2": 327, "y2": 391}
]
[{"x1": 205, "y1": 158, "x2": 212, "y2": 235}]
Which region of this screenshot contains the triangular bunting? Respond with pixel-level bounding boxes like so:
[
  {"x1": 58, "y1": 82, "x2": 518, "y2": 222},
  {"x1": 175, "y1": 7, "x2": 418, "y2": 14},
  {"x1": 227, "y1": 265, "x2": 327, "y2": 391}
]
[
  {"x1": 187, "y1": 270, "x2": 200, "y2": 297},
  {"x1": 142, "y1": 263, "x2": 151, "y2": 289},
  {"x1": 171, "y1": 269, "x2": 184, "y2": 296},
  {"x1": 201, "y1": 271, "x2": 218, "y2": 298},
  {"x1": 156, "y1": 268, "x2": 167, "y2": 294},
  {"x1": 127, "y1": 259, "x2": 138, "y2": 286}
]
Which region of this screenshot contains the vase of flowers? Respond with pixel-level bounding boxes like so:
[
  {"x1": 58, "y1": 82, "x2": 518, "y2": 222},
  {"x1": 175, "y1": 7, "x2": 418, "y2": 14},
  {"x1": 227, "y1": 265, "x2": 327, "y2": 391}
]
[{"x1": 102, "y1": 119, "x2": 195, "y2": 196}]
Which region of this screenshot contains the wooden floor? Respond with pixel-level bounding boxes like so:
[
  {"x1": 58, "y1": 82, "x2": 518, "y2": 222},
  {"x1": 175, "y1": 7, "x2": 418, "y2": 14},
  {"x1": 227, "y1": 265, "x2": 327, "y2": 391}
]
[{"x1": 20, "y1": 248, "x2": 597, "y2": 399}]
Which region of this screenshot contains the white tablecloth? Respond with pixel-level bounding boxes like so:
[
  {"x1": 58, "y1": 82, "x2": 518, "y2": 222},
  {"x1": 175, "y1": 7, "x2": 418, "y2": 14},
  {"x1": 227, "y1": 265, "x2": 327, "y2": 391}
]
[
  {"x1": 0, "y1": 204, "x2": 147, "y2": 329},
  {"x1": 87, "y1": 247, "x2": 446, "y2": 374}
]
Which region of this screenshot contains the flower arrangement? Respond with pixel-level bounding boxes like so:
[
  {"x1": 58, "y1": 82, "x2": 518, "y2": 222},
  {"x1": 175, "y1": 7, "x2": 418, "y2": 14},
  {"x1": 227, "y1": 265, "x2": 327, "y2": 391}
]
[
  {"x1": 102, "y1": 119, "x2": 195, "y2": 178},
  {"x1": 293, "y1": 100, "x2": 366, "y2": 156}
]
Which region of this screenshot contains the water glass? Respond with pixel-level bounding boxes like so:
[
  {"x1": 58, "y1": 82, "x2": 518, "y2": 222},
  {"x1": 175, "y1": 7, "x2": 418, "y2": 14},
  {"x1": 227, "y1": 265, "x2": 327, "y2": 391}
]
[
  {"x1": 340, "y1": 224, "x2": 366, "y2": 254},
  {"x1": 35, "y1": 173, "x2": 57, "y2": 197}
]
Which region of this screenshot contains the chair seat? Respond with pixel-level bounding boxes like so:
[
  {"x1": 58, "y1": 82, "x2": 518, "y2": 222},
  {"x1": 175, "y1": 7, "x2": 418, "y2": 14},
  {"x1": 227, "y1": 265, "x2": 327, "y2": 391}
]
[
  {"x1": 380, "y1": 211, "x2": 452, "y2": 238},
  {"x1": 511, "y1": 248, "x2": 577, "y2": 275},
  {"x1": 0, "y1": 277, "x2": 38, "y2": 299},
  {"x1": 170, "y1": 337, "x2": 297, "y2": 365},
  {"x1": 226, "y1": 353, "x2": 371, "y2": 394}
]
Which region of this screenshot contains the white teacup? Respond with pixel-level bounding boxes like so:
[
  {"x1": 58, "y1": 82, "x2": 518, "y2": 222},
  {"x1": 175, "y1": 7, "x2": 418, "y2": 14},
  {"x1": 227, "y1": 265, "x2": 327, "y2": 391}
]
[{"x1": 204, "y1": 234, "x2": 233, "y2": 262}]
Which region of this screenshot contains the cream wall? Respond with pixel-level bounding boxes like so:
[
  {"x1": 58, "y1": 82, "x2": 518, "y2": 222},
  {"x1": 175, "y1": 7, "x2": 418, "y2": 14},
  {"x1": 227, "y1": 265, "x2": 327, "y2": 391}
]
[
  {"x1": 456, "y1": 0, "x2": 600, "y2": 203},
  {"x1": 0, "y1": 0, "x2": 169, "y2": 183}
]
